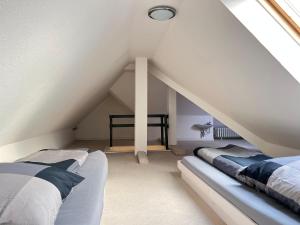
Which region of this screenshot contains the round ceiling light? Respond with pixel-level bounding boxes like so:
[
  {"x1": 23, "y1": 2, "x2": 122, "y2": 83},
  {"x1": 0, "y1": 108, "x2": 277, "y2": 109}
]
[{"x1": 148, "y1": 6, "x2": 176, "y2": 21}]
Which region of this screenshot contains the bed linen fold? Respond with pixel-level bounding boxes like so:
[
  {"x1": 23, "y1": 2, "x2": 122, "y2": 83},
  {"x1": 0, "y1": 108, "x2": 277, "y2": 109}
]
[{"x1": 194, "y1": 144, "x2": 271, "y2": 180}]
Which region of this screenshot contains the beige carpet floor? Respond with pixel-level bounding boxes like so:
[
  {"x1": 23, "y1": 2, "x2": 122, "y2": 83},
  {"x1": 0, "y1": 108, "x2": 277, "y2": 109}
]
[{"x1": 101, "y1": 152, "x2": 225, "y2": 225}]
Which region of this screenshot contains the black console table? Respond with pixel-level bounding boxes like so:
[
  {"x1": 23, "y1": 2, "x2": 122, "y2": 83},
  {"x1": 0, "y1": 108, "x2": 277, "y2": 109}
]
[{"x1": 109, "y1": 114, "x2": 169, "y2": 149}]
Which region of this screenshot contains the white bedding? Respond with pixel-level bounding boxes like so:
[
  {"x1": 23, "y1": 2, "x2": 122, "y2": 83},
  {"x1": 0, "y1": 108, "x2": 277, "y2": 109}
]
[{"x1": 18, "y1": 149, "x2": 88, "y2": 167}]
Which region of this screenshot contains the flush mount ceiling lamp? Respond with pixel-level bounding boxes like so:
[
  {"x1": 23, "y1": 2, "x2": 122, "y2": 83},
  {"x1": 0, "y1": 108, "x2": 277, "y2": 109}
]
[{"x1": 148, "y1": 6, "x2": 176, "y2": 21}]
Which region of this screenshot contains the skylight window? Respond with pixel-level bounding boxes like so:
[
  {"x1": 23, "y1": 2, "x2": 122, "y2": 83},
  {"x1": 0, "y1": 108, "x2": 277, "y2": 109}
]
[{"x1": 259, "y1": 0, "x2": 300, "y2": 42}]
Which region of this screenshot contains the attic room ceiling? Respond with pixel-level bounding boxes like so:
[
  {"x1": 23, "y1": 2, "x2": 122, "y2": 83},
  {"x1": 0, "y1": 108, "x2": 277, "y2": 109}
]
[
  {"x1": 0, "y1": 0, "x2": 180, "y2": 146},
  {"x1": 1, "y1": 0, "x2": 300, "y2": 151}
]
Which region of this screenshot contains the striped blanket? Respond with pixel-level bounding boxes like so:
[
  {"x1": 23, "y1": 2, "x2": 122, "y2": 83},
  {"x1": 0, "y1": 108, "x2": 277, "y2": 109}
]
[
  {"x1": 194, "y1": 145, "x2": 271, "y2": 180},
  {"x1": 240, "y1": 156, "x2": 300, "y2": 214}
]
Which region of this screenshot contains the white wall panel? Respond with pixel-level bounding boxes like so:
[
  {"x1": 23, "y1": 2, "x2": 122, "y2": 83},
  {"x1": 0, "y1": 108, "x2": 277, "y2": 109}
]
[{"x1": 0, "y1": 129, "x2": 74, "y2": 162}]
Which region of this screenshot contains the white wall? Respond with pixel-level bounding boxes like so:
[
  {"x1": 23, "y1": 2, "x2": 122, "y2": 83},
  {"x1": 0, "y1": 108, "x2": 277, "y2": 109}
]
[
  {"x1": 76, "y1": 90, "x2": 166, "y2": 141},
  {"x1": 109, "y1": 71, "x2": 168, "y2": 141},
  {"x1": 176, "y1": 94, "x2": 214, "y2": 141},
  {"x1": 0, "y1": 129, "x2": 74, "y2": 162},
  {"x1": 75, "y1": 94, "x2": 134, "y2": 140},
  {"x1": 147, "y1": 74, "x2": 168, "y2": 114},
  {"x1": 177, "y1": 93, "x2": 208, "y2": 116},
  {"x1": 214, "y1": 118, "x2": 226, "y2": 128},
  {"x1": 110, "y1": 71, "x2": 168, "y2": 113},
  {"x1": 110, "y1": 71, "x2": 135, "y2": 111},
  {"x1": 177, "y1": 115, "x2": 213, "y2": 141}
]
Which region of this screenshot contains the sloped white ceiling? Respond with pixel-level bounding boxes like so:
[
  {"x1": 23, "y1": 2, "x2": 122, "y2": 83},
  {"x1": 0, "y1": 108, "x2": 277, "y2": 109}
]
[
  {"x1": 0, "y1": 0, "x2": 135, "y2": 146},
  {"x1": 153, "y1": 0, "x2": 300, "y2": 149},
  {"x1": 1, "y1": 0, "x2": 300, "y2": 151}
]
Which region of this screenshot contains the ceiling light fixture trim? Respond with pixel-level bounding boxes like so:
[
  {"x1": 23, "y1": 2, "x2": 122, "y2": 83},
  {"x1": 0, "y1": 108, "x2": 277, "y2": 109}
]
[{"x1": 148, "y1": 5, "x2": 176, "y2": 21}]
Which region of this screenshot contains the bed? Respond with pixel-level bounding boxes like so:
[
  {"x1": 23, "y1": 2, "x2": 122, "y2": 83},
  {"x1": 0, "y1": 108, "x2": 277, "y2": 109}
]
[
  {"x1": 0, "y1": 149, "x2": 108, "y2": 225},
  {"x1": 55, "y1": 150, "x2": 108, "y2": 225},
  {"x1": 178, "y1": 156, "x2": 300, "y2": 225}
]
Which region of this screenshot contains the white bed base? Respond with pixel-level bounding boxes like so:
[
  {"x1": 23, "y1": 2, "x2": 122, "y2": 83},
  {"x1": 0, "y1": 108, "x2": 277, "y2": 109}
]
[{"x1": 177, "y1": 161, "x2": 257, "y2": 225}]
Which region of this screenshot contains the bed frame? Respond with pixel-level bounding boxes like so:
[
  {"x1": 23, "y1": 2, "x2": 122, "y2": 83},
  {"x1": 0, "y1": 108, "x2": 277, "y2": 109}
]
[{"x1": 177, "y1": 161, "x2": 257, "y2": 225}]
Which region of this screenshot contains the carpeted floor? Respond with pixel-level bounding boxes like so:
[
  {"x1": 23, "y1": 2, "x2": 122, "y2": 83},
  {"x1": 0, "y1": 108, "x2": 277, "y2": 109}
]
[{"x1": 101, "y1": 152, "x2": 225, "y2": 225}]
